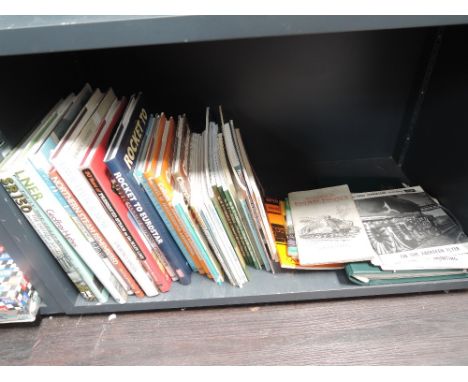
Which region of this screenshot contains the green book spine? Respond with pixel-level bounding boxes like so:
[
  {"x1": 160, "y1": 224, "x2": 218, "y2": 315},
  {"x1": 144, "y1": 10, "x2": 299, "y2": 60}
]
[
  {"x1": 346, "y1": 262, "x2": 468, "y2": 286},
  {"x1": 237, "y1": 197, "x2": 272, "y2": 272},
  {"x1": 223, "y1": 188, "x2": 262, "y2": 269},
  {"x1": 173, "y1": 201, "x2": 224, "y2": 284},
  {"x1": 210, "y1": 187, "x2": 247, "y2": 272}
]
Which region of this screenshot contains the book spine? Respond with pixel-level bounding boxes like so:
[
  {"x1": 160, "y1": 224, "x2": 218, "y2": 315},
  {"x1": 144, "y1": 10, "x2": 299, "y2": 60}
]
[
  {"x1": 215, "y1": 190, "x2": 246, "y2": 260},
  {"x1": 238, "y1": 198, "x2": 272, "y2": 272},
  {"x1": 51, "y1": 160, "x2": 159, "y2": 298},
  {"x1": 82, "y1": 168, "x2": 170, "y2": 293},
  {"x1": 32, "y1": 154, "x2": 133, "y2": 295},
  {"x1": 265, "y1": 198, "x2": 288, "y2": 263},
  {"x1": 203, "y1": 199, "x2": 248, "y2": 285},
  {"x1": 147, "y1": 179, "x2": 201, "y2": 273},
  {"x1": 51, "y1": 169, "x2": 144, "y2": 297},
  {"x1": 211, "y1": 188, "x2": 247, "y2": 270},
  {"x1": 18, "y1": 163, "x2": 128, "y2": 303},
  {"x1": 174, "y1": 202, "x2": 224, "y2": 283},
  {"x1": 0, "y1": 176, "x2": 107, "y2": 302},
  {"x1": 284, "y1": 198, "x2": 299, "y2": 259},
  {"x1": 117, "y1": 184, "x2": 177, "y2": 284},
  {"x1": 193, "y1": 207, "x2": 233, "y2": 284},
  {"x1": 224, "y1": 190, "x2": 261, "y2": 269},
  {"x1": 108, "y1": 165, "x2": 192, "y2": 285}
]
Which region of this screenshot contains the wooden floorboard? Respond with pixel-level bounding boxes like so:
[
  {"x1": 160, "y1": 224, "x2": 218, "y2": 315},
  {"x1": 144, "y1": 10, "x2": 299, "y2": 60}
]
[{"x1": 1, "y1": 291, "x2": 468, "y2": 365}]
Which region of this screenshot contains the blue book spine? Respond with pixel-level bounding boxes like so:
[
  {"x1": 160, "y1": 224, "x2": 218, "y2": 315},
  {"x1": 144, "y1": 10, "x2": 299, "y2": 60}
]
[
  {"x1": 105, "y1": 101, "x2": 191, "y2": 285},
  {"x1": 107, "y1": 162, "x2": 191, "y2": 285},
  {"x1": 174, "y1": 203, "x2": 223, "y2": 284},
  {"x1": 138, "y1": 175, "x2": 198, "y2": 272}
]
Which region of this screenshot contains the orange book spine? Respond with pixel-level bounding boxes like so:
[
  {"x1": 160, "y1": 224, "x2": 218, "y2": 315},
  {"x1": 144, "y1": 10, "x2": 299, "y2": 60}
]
[
  {"x1": 145, "y1": 116, "x2": 209, "y2": 275},
  {"x1": 151, "y1": 179, "x2": 209, "y2": 275}
]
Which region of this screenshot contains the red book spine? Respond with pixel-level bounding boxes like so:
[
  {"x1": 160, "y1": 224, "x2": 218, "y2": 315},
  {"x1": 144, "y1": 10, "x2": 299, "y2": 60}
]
[
  {"x1": 49, "y1": 168, "x2": 145, "y2": 297},
  {"x1": 82, "y1": 103, "x2": 172, "y2": 293},
  {"x1": 82, "y1": 167, "x2": 172, "y2": 292}
]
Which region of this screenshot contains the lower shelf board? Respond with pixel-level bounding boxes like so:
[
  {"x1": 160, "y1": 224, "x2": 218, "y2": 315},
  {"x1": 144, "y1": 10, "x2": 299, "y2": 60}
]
[{"x1": 63, "y1": 268, "x2": 468, "y2": 315}]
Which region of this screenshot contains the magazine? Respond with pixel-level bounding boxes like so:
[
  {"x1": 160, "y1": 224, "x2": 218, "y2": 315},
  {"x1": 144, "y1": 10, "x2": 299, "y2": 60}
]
[{"x1": 353, "y1": 186, "x2": 468, "y2": 270}]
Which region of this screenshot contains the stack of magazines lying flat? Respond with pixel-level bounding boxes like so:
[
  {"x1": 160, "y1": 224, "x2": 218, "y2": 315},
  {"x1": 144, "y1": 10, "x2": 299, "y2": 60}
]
[
  {"x1": 0, "y1": 245, "x2": 40, "y2": 324},
  {"x1": 266, "y1": 185, "x2": 468, "y2": 285},
  {"x1": 1, "y1": 84, "x2": 467, "y2": 305},
  {"x1": 0, "y1": 84, "x2": 277, "y2": 304}
]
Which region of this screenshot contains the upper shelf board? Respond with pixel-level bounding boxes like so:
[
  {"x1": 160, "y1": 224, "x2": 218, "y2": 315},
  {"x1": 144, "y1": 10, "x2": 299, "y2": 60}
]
[{"x1": 0, "y1": 15, "x2": 468, "y2": 56}]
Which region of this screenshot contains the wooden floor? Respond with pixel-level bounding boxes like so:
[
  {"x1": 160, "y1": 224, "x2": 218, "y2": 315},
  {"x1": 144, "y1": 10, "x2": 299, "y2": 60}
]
[{"x1": 1, "y1": 290, "x2": 468, "y2": 365}]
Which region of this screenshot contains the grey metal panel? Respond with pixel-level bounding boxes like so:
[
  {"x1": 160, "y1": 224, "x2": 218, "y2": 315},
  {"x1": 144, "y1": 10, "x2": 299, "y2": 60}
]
[
  {"x1": 1, "y1": 16, "x2": 468, "y2": 56},
  {"x1": 69, "y1": 268, "x2": 468, "y2": 315},
  {"x1": 0, "y1": 186, "x2": 76, "y2": 314}
]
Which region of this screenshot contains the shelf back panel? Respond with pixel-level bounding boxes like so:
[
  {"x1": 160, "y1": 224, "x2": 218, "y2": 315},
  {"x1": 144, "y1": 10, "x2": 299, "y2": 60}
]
[{"x1": 0, "y1": 28, "x2": 429, "y2": 197}]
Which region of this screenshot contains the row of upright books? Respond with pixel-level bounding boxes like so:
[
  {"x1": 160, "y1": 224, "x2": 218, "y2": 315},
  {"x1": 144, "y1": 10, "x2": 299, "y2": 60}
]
[
  {"x1": 1, "y1": 83, "x2": 468, "y2": 306},
  {"x1": 0, "y1": 84, "x2": 277, "y2": 304}
]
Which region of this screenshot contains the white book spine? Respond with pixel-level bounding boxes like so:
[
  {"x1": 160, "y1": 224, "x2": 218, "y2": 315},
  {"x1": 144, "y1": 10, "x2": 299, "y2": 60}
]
[
  {"x1": 195, "y1": 206, "x2": 236, "y2": 286},
  {"x1": 203, "y1": 198, "x2": 247, "y2": 287},
  {"x1": 0, "y1": 175, "x2": 107, "y2": 302},
  {"x1": 53, "y1": 160, "x2": 159, "y2": 297},
  {"x1": 17, "y1": 162, "x2": 128, "y2": 303},
  {"x1": 33, "y1": 153, "x2": 131, "y2": 294}
]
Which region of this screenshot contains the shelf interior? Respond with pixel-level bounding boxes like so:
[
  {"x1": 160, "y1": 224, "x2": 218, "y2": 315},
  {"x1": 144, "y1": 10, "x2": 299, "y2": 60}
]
[
  {"x1": 2, "y1": 24, "x2": 468, "y2": 314},
  {"x1": 66, "y1": 156, "x2": 463, "y2": 314}
]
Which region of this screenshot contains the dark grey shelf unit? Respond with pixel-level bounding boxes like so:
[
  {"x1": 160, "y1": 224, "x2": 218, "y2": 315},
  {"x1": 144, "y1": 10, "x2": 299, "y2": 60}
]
[
  {"x1": 0, "y1": 16, "x2": 468, "y2": 57},
  {"x1": 1, "y1": 16, "x2": 468, "y2": 315}
]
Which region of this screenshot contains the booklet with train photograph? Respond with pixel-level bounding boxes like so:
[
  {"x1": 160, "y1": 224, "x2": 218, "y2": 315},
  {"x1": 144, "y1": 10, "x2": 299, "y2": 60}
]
[
  {"x1": 353, "y1": 186, "x2": 468, "y2": 270},
  {"x1": 288, "y1": 184, "x2": 375, "y2": 265}
]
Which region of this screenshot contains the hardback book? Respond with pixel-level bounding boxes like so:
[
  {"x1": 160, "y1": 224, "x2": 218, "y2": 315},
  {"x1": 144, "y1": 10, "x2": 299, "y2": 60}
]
[
  {"x1": 217, "y1": 132, "x2": 262, "y2": 269},
  {"x1": 0, "y1": 180, "x2": 103, "y2": 302},
  {"x1": 188, "y1": 133, "x2": 233, "y2": 284},
  {"x1": 140, "y1": 114, "x2": 223, "y2": 282},
  {"x1": 201, "y1": 112, "x2": 249, "y2": 286},
  {"x1": 104, "y1": 93, "x2": 192, "y2": 285},
  {"x1": 81, "y1": 107, "x2": 171, "y2": 294},
  {"x1": 140, "y1": 114, "x2": 202, "y2": 274},
  {"x1": 176, "y1": 137, "x2": 223, "y2": 281},
  {"x1": 104, "y1": 101, "x2": 179, "y2": 283},
  {"x1": 171, "y1": 115, "x2": 191, "y2": 203},
  {"x1": 32, "y1": 87, "x2": 137, "y2": 297},
  {"x1": 44, "y1": 91, "x2": 147, "y2": 296},
  {"x1": 126, "y1": 113, "x2": 178, "y2": 283},
  {"x1": 27, "y1": 85, "x2": 117, "y2": 301},
  {"x1": 50, "y1": 88, "x2": 160, "y2": 298},
  {"x1": 353, "y1": 186, "x2": 468, "y2": 270},
  {"x1": 288, "y1": 185, "x2": 376, "y2": 265},
  {"x1": 42, "y1": 88, "x2": 129, "y2": 303},
  {"x1": 232, "y1": 126, "x2": 278, "y2": 263},
  {"x1": 190, "y1": 132, "x2": 247, "y2": 286},
  {"x1": 0, "y1": 97, "x2": 108, "y2": 302},
  {"x1": 205, "y1": 121, "x2": 247, "y2": 272},
  {"x1": 172, "y1": 181, "x2": 224, "y2": 283},
  {"x1": 346, "y1": 261, "x2": 468, "y2": 286},
  {"x1": 221, "y1": 116, "x2": 274, "y2": 272}
]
